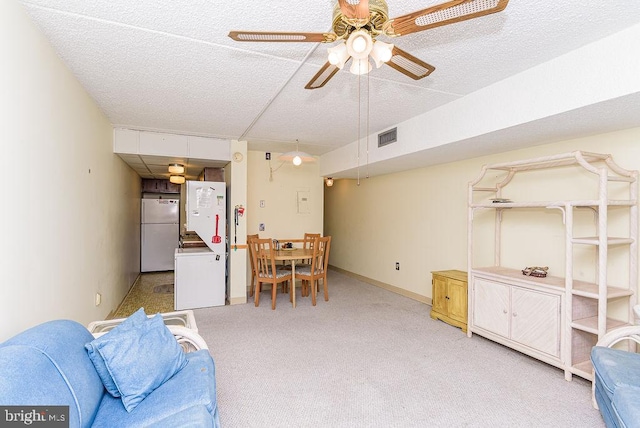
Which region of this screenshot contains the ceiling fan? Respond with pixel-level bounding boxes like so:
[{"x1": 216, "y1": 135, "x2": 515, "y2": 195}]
[{"x1": 229, "y1": 0, "x2": 509, "y2": 89}]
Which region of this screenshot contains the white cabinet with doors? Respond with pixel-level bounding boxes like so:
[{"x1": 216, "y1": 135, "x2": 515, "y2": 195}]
[{"x1": 472, "y1": 270, "x2": 562, "y2": 366}]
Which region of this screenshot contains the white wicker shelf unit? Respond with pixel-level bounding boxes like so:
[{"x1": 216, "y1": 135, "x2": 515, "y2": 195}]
[{"x1": 467, "y1": 151, "x2": 638, "y2": 381}]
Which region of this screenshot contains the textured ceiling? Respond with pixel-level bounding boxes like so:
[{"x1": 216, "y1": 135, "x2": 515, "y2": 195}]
[{"x1": 17, "y1": 0, "x2": 640, "y2": 175}]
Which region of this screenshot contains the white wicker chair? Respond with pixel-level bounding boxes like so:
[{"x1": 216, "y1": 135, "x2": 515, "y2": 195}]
[{"x1": 91, "y1": 325, "x2": 208, "y2": 353}]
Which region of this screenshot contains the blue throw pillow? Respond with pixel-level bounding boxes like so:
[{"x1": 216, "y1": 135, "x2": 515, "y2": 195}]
[
  {"x1": 85, "y1": 309, "x2": 187, "y2": 412},
  {"x1": 86, "y1": 308, "x2": 148, "y2": 397}
]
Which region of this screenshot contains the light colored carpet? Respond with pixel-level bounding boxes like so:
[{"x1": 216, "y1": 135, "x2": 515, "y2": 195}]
[
  {"x1": 111, "y1": 272, "x2": 174, "y2": 319},
  {"x1": 193, "y1": 269, "x2": 605, "y2": 428}
]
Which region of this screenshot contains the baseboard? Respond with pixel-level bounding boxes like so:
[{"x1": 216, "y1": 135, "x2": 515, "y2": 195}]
[
  {"x1": 229, "y1": 296, "x2": 247, "y2": 305},
  {"x1": 329, "y1": 265, "x2": 432, "y2": 306}
]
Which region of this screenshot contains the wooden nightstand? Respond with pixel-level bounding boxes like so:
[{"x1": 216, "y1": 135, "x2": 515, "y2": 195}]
[{"x1": 431, "y1": 270, "x2": 468, "y2": 332}]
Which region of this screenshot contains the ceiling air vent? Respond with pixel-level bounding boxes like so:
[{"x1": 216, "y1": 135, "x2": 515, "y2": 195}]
[{"x1": 378, "y1": 128, "x2": 397, "y2": 148}]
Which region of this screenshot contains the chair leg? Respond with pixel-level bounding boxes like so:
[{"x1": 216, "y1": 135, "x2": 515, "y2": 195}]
[
  {"x1": 311, "y1": 279, "x2": 317, "y2": 306},
  {"x1": 249, "y1": 274, "x2": 255, "y2": 297},
  {"x1": 254, "y1": 282, "x2": 261, "y2": 307},
  {"x1": 271, "y1": 283, "x2": 277, "y2": 310},
  {"x1": 322, "y1": 276, "x2": 329, "y2": 301}
]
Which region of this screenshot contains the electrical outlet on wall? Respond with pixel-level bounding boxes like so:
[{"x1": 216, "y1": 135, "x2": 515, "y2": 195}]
[
  {"x1": 396, "y1": 262, "x2": 400, "y2": 271},
  {"x1": 95, "y1": 293, "x2": 102, "y2": 306}
]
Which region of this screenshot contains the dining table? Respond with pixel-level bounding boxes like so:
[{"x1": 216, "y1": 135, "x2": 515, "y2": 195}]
[{"x1": 274, "y1": 248, "x2": 313, "y2": 308}]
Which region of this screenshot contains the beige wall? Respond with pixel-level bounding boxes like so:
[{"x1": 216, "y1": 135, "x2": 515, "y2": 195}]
[
  {"x1": 244, "y1": 151, "x2": 324, "y2": 292},
  {"x1": 227, "y1": 140, "x2": 248, "y2": 304},
  {"x1": 1, "y1": 0, "x2": 140, "y2": 341},
  {"x1": 325, "y1": 127, "x2": 640, "y2": 302},
  {"x1": 247, "y1": 151, "x2": 324, "y2": 238}
]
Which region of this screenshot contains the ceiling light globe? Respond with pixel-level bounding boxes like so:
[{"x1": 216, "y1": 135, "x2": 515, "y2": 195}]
[
  {"x1": 346, "y1": 30, "x2": 373, "y2": 59},
  {"x1": 379, "y1": 47, "x2": 392, "y2": 63},
  {"x1": 351, "y1": 35, "x2": 367, "y2": 54},
  {"x1": 370, "y1": 41, "x2": 394, "y2": 68},
  {"x1": 350, "y1": 58, "x2": 371, "y2": 75},
  {"x1": 293, "y1": 155, "x2": 302, "y2": 166},
  {"x1": 327, "y1": 43, "x2": 349, "y2": 69}
]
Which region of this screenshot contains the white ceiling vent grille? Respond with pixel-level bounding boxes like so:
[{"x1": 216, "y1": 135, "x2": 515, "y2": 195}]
[{"x1": 378, "y1": 128, "x2": 397, "y2": 148}]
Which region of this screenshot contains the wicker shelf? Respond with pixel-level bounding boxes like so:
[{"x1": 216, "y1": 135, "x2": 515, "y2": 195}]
[{"x1": 468, "y1": 151, "x2": 638, "y2": 382}]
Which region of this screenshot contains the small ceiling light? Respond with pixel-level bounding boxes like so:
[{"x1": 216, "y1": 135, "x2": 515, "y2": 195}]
[
  {"x1": 168, "y1": 163, "x2": 184, "y2": 174},
  {"x1": 169, "y1": 175, "x2": 185, "y2": 184},
  {"x1": 325, "y1": 177, "x2": 334, "y2": 187},
  {"x1": 279, "y1": 139, "x2": 315, "y2": 165}
]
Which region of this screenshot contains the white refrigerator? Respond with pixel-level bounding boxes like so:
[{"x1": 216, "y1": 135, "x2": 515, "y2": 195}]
[
  {"x1": 141, "y1": 199, "x2": 179, "y2": 272},
  {"x1": 174, "y1": 181, "x2": 226, "y2": 309}
]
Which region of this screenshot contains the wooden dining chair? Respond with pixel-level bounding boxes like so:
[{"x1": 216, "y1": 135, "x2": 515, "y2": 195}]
[
  {"x1": 295, "y1": 236, "x2": 331, "y2": 306},
  {"x1": 279, "y1": 232, "x2": 320, "y2": 274},
  {"x1": 250, "y1": 238, "x2": 292, "y2": 310},
  {"x1": 303, "y1": 233, "x2": 321, "y2": 252},
  {"x1": 247, "y1": 234, "x2": 259, "y2": 297},
  {"x1": 300, "y1": 232, "x2": 321, "y2": 267}
]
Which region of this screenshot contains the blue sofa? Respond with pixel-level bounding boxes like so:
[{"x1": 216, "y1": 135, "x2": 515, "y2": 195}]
[
  {"x1": 0, "y1": 318, "x2": 220, "y2": 427},
  {"x1": 591, "y1": 325, "x2": 640, "y2": 428}
]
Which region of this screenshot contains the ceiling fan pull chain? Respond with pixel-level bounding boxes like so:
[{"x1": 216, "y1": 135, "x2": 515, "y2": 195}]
[
  {"x1": 366, "y1": 70, "x2": 370, "y2": 179},
  {"x1": 357, "y1": 71, "x2": 361, "y2": 186}
]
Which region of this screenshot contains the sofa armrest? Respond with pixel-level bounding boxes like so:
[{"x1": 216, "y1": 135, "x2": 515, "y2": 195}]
[
  {"x1": 592, "y1": 324, "x2": 640, "y2": 409},
  {"x1": 167, "y1": 326, "x2": 209, "y2": 353}
]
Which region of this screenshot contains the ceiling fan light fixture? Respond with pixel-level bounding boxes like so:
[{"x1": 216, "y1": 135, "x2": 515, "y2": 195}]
[
  {"x1": 279, "y1": 151, "x2": 315, "y2": 165},
  {"x1": 327, "y1": 43, "x2": 350, "y2": 69},
  {"x1": 370, "y1": 40, "x2": 394, "y2": 68},
  {"x1": 230, "y1": 0, "x2": 511, "y2": 90},
  {"x1": 279, "y1": 139, "x2": 315, "y2": 165},
  {"x1": 346, "y1": 30, "x2": 373, "y2": 59}
]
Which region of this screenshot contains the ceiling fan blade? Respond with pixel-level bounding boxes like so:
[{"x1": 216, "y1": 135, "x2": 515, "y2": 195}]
[
  {"x1": 386, "y1": 0, "x2": 509, "y2": 37},
  {"x1": 337, "y1": 0, "x2": 370, "y2": 20},
  {"x1": 385, "y1": 47, "x2": 435, "y2": 80},
  {"x1": 304, "y1": 62, "x2": 341, "y2": 90},
  {"x1": 228, "y1": 31, "x2": 335, "y2": 43}
]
